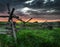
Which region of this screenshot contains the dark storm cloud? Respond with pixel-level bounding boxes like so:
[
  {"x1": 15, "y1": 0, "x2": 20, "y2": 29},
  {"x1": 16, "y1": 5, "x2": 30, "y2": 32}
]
[
  {"x1": 0, "y1": 0, "x2": 28, "y2": 12},
  {"x1": 0, "y1": 0, "x2": 60, "y2": 20},
  {"x1": 0, "y1": 0, "x2": 60, "y2": 14}
]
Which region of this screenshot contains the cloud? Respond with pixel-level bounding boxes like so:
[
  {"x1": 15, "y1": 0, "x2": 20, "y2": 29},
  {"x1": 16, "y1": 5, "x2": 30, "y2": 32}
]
[
  {"x1": 0, "y1": 0, "x2": 27, "y2": 12},
  {"x1": 0, "y1": 0, "x2": 59, "y2": 12},
  {"x1": 15, "y1": 6, "x2": 60, "y2": 19},
  {"x1": 0, "y1": 0, "x2": 60, "y2": 19},
  {"x1": 25, "y1": 0, "x2": 35, "y2": 5}
]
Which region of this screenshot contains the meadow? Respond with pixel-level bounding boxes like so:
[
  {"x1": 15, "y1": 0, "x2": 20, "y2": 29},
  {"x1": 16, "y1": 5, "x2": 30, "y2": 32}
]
[{"x1": 0, "y1": 22, "x2": 60, "y2": 47}]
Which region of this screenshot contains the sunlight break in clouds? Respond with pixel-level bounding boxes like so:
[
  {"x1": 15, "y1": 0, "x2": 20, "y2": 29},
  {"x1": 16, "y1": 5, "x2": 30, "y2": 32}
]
[
  {"x1": 25, "y1": 0, "x2": 34, "y2": 5},
  {"x1": 44, "y1": 0, "x2": 48, "y2": 4},
  {"x1": 15, "y1": 7, "x2": 41, "y2": 15},
  {"x1": 15, "y1": 7, "x2": 32, "y2": 15},
  {"x1": 16, "y1": 7, "x2": 28, "y2": 13},
  {"x1": 44, "y1": 0, "x2": 54, "y2": 4},
  {"x1": 21, "y1": 7, "x2": 31, "y2": 13},
  {"x1": 51, "y1": 0, "x2": 54, "y2": 2},
  {"x1": 46, "y1": 9, "x2": 55, "y2": 13},
  {"x1": 25, "y1": 0, "x2": 39, "y2": 5}
]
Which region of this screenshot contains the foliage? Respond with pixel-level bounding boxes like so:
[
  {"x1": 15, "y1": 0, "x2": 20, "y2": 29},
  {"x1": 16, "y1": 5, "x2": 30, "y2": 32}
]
[
  {"x1": 0, "y1": 22, "x2": 60, "y2": 47},
  {"x1": 16, "y1": 28, "x2": 60, "y2": 47}
]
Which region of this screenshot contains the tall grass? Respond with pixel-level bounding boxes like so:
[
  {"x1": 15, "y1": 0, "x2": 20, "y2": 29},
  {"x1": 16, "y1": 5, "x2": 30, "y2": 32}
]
[
  {"x1": 16, "y1": 28, "x2": 60, "y2": 47},
  {"x1": 0, "y1": 28, "x2": 60, "y2": 47},
  {"x1": 0, "y1": 22, "x2": 60, "y2": 47}
]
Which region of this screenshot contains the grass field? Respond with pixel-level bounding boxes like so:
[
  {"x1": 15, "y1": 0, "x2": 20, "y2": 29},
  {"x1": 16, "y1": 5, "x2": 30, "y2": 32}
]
[{"x1": 0, "y1": 22, "x2": 60, "y2": 47}]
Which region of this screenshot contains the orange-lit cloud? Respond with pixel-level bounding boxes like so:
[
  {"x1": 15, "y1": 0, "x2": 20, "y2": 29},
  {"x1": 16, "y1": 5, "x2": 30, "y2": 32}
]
[
  {"x1": 0, "y1": 17, "x2": 60, "y2": 23},
  {"x1": 0, "y1": 13, "x2": 60, "y2": 23}
]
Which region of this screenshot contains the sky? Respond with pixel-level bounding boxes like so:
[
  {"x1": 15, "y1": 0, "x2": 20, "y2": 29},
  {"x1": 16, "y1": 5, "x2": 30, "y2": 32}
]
[
  {"x1": 0, "y1": 0, "x2": 55, "y2": 12},
  {"x1": 0, "y1": 0, "x2": 60, "y2": 22}
]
